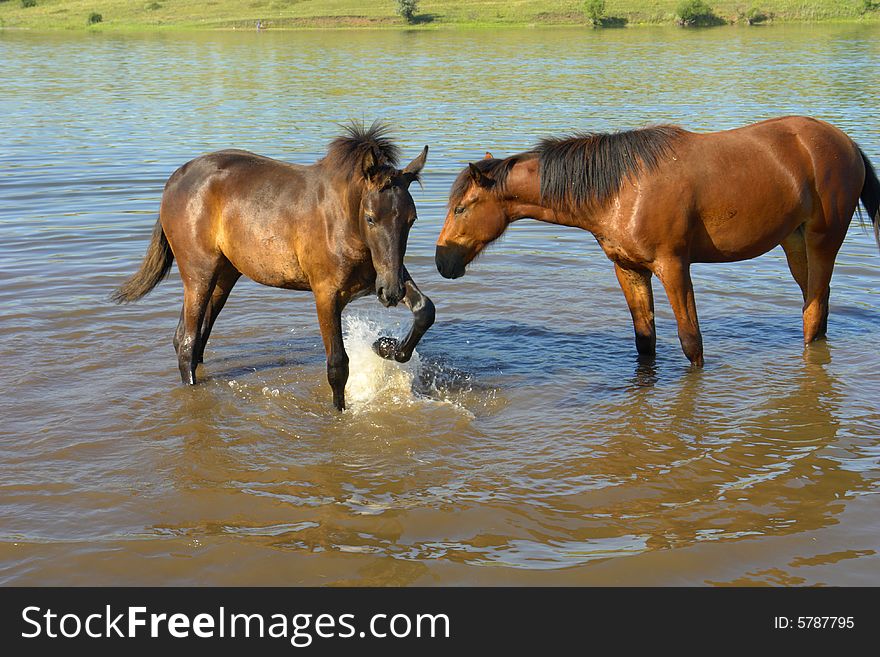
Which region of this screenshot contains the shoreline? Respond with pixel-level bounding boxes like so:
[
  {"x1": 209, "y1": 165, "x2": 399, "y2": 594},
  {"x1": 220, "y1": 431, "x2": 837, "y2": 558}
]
[
  {"x1": 2, "y1": 1, "x2": 880, "y2": 32},
  {"x1": 2, "y1": 18, "x2": 880, "y2": 33}
]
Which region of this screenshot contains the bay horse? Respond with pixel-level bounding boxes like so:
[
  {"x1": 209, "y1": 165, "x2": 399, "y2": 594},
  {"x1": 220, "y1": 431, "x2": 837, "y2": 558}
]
[
  {"x1": 112, "y1": 122, "x2": 434, "y2": 410},
  {"x1": 436, "y1": 116, "x2": 880, "y2": 365}
]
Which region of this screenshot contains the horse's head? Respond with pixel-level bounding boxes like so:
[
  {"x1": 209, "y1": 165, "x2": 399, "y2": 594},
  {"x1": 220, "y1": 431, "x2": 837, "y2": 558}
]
[
  {"x1": 436, "y1": 153, "x2": 511, "y2": 279},
  {"x1": 360, "y1": 145, "x2": 428, "y2": 306}
]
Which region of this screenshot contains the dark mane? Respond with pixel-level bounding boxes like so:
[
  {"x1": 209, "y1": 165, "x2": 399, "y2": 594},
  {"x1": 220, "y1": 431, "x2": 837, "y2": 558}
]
[
  {"x1": 448, "y1": 156, "x2": 521, "y2": 209},
  {"x1": 323, "y1": 120, "x2": 401, "y2": 176},
  {"x1": 536, "y1": 125, "x2": 684, "y2": 211}
]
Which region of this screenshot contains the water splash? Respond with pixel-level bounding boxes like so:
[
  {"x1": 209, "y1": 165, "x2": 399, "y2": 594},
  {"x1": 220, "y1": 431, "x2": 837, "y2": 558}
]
[
  {"x1": 342, "y1": 312, "x2": 422, "y2": 410},
  {"x1": 218, "y1": 311, "x2": 487, "y2": 415}
]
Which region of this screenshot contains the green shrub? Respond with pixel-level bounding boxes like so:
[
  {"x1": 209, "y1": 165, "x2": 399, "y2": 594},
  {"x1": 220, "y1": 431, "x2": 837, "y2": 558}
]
[
  {"x1": 862, "y1": 0, "x2": 880, "y2": 13},
  {"x1": 396, "y1": 0, "x2": 418, "y2": 23},
  {"x1": 584, "y1": 0, "x2": 605, "y2": 26},
  {"x1": 21, "y1": 0, "x2": 37, "y2": 7},
  {"x1": 745, "y1": 6, "x2": 770, "y2": 24},
  {"x1": 676, "y1": 0, "x2": 719, "y2": 26},
  {"x1": 88, "y1": 12, "x2": 103, "y2": 24}
]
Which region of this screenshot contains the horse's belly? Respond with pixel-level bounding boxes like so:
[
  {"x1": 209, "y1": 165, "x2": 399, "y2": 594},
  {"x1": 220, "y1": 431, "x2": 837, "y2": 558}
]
[
  {"x1": 690, "y1": 185, "x2": 810, "y2": 264},
  {"x1": 692, "y1": 215, "x2": 802, "y2": 262},
  {"x1": 224, "y1": 238, "x2": 310, "y2": 290}
]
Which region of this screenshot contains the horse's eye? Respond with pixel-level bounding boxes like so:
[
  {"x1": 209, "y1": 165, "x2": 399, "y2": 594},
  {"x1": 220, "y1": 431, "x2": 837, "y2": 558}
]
[
  {"x1": 454, "y1": 206, "x2": 465, "y2": 216},
  {"x1": 365, "y1": 214, "x2": 376, "y2": 226}
]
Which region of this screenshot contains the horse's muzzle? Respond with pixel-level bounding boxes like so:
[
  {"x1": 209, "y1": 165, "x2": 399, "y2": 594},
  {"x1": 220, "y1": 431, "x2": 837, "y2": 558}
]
[
  {"x1": 435, "y1": 244, "x2": 467, "y2": 279},
  {"x1": 377, "y1": 282, "x2": 404, "y2": 307}
]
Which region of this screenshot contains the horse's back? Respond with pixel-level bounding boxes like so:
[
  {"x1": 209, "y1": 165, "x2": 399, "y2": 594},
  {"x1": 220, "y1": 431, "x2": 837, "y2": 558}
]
[
  {"x1": 160, "y1": 149, "x2": 316, "y2": 289},
  {"x1": 703, "y1": 116, "x2": 861, "y2": 177},
  {"x1": 667, "y1": 116, "x2": 863, "y2": 261},
  {"x1": 165, "y1": 149, "x2": 308, "y2": 192}
]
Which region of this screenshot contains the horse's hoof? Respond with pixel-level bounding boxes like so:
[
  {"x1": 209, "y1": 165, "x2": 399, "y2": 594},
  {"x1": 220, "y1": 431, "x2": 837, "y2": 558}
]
[{"x1": 372, "y1": 336, "x2": 400, "y2": 360}]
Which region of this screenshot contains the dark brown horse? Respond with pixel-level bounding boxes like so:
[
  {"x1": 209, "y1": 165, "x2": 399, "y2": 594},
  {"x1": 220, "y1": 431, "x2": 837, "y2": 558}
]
[
  {"x1": 436, "y1": 116, "x2": 880, "y2": 365},
  {"x1": 112, "y1": 122, "x2": 434, "y2": 410}
]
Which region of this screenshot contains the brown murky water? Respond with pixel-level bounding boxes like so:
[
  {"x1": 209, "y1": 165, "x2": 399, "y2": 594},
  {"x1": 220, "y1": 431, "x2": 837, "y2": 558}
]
[{"x1": 1, "y1": 25, "x2": 879, "y2": 585}]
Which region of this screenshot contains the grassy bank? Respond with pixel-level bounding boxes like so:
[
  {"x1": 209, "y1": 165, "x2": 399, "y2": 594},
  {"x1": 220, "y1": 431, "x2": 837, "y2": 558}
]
[{"x1": 1, "y1": 0, "x2": 878, "y2": 30}]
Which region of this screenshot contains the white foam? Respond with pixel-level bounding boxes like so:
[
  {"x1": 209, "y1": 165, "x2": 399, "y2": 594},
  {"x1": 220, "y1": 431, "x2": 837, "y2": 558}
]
[{"x1": 342, "y1": 312, "x2": 421, "y2": 410}]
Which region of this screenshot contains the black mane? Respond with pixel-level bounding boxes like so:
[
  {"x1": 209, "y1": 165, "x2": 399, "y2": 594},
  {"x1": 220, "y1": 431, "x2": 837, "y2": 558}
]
[
  {"x1": 324, "y1": 120, "x2": 401, "y2": 175},
  {"x1": 449, "y1": 126, "x2": 684, "y2": 212},
  {"x1": 536, "y1": 125, "x2": 684, "y2": 211}
]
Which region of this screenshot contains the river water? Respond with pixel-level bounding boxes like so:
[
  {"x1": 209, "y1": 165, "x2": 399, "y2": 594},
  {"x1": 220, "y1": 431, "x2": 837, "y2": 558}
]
[{"x1": 1, "y1": 24, "x2": 879, "y2": 585}]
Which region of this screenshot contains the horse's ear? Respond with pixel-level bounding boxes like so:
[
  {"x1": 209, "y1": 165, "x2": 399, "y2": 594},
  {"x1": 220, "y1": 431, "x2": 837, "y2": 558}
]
[
  {"x1": 402, "y1": 145, "x2": 428, "y2": 187},
  {"x1": 468, "y1": 162, "x2": 495, "y2": 188},
  {"x1": 484, "y1": 152, "x2": 493, "y2": 160},
  {"x1": 362, "y1": 147, "x2": 392, "y2": 188},
  {"x1": 361, "y1": 147, "x2": 379, "y2": 180}
]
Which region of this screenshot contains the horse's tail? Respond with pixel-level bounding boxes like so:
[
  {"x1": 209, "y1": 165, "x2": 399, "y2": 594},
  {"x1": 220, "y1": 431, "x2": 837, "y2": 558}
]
[
  {"x1": 110, "y1": 217, "x2": 174, "y2": 304},
  {"x1": 858, "y1": 146, "x2": 880, "y2": 249}
]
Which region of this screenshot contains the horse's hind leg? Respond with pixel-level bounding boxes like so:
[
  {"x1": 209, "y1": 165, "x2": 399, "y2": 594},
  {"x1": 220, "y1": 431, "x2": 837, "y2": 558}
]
[
  {"x1": 173, "y1": 308, "x2": 184, "y2": 355},
  {"x1": 177, "y1": 275, "x2": 214, "y2": 385},
  {"x1": 802, "y1": 180, "x2": 856, "y2": 343},
  {"x1": 781, "y1": 225, "x2": 809, "y2": 303},
  {"x1": 194, "y1": 264, "x2": 241, "y2": 364},
  {"x1": 782, "y1": 225, "x2": 833, "y2": 341},
  {"x1": 803, "y1": 229, "x2": 844, "y2": 344},
  {"x1": 614, "y1": 263, "x2": 656, "y2": 356}
]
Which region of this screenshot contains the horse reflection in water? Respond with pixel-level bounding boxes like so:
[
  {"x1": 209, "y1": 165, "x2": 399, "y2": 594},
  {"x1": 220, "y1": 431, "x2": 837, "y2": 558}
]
[{"x1": 113, "y1": 122, "x2": 434, "y2": 410}]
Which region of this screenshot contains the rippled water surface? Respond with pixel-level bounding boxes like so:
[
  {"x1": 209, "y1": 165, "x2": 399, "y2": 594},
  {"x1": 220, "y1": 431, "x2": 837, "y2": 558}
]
[{"x1": 1, "y1": 25, "x2": 879, "y2": 585}]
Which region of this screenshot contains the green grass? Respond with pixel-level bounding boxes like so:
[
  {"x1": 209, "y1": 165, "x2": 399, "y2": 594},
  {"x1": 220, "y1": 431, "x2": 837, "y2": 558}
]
[{"x1": 0, "y1": 0, "x2": 877, "y2": 30}]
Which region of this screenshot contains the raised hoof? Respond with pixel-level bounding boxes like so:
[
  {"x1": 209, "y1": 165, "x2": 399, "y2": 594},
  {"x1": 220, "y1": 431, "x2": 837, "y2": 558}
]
[{"x1": 372, "y1": 336, "x2": 400, "y2": 360}]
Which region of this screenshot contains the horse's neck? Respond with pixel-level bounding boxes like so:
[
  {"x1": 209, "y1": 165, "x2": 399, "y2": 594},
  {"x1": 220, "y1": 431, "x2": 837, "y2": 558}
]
[
  {"x1": 502, "y1": 159, "x2": 594, "y2": 231},
  {"x1": 313, "y1": 176, "x2": 368, "y2": 255},
  {"x1": 335, "y1": 177, "x2": 367, "y2": 225}
]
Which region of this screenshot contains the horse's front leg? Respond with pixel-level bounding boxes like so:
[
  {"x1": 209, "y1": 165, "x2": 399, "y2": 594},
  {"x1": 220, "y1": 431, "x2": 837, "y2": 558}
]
[
  {"x1": 655, "y1": 258, "x2": 704, "y2": 366},
  {"x1": 373, "y1": 267, "x2": 435, "y2": 363},
  {"x1": 613, "y1": 263, "x2": 656, "y2": 357},
  {"x1": 314, "y1": 287, "x2": 349, "y2": 411}
]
